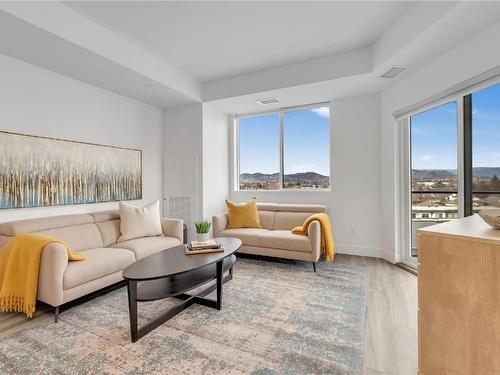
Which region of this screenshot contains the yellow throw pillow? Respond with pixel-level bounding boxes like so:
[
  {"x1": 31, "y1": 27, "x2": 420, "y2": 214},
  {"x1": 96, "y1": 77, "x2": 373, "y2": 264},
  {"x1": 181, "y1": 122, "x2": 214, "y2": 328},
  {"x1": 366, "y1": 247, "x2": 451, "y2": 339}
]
[{"x1": 226, "y1": 198, "x2": 262, "y2": 229}]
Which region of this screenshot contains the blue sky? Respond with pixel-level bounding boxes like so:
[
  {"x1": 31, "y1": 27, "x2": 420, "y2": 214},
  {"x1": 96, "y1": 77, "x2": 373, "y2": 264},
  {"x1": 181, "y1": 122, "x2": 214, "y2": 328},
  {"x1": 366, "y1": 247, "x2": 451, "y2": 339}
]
[
  {"x1": 239, "y1": 113, "x2": 280, "y2": 174},
  {"x1": 411, "y1": 83, "x2": 500, "y2": 170},
  {"x1": 472, "y1": 83, "x2": 500, "y2": 167},
  {"x1": 239, "y1": 107, "x2": 330, "y2": 175},
  {"x1": 411, "y1": 101, "x2": 457, "y2": 170}
]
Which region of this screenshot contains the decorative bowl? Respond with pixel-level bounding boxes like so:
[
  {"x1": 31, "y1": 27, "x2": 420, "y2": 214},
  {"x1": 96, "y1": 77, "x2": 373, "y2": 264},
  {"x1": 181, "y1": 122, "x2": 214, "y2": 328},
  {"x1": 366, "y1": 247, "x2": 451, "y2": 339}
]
[{"x1": 478, "y1": 209, "x2": 500, "y2": 229}]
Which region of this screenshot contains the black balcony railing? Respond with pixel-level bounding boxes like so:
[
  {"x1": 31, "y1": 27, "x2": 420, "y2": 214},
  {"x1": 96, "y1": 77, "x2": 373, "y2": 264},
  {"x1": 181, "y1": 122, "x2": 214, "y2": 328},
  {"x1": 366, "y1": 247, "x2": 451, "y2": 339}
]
[{"x1": 410, "y1": 190, "x2": 500, "y2": 258}]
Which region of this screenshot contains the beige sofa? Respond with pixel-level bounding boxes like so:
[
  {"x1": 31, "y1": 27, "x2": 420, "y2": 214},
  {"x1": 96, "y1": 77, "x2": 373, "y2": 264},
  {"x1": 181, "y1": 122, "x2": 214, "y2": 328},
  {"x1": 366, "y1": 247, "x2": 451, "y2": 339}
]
[
  {"x1": 213, "y1": 203, "x2": 326, "y2": 271},
  {"x1": 0, "y1": 211, "x2": 183, "y2": 320}
]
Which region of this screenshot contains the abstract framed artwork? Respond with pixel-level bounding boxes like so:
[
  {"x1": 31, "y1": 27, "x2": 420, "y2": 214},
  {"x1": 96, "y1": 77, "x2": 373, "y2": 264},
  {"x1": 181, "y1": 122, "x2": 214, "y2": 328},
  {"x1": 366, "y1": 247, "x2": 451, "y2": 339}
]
[{"x1": 0, "y1": 131, "x2": 142, "y2": 209}]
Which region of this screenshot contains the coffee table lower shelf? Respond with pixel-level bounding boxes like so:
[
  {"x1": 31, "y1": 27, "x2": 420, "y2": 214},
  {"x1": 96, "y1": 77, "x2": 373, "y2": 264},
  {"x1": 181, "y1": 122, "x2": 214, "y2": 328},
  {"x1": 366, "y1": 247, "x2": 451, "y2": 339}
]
[{"x1": 126, "y1": 255, "x2": 236, "y2": 342}]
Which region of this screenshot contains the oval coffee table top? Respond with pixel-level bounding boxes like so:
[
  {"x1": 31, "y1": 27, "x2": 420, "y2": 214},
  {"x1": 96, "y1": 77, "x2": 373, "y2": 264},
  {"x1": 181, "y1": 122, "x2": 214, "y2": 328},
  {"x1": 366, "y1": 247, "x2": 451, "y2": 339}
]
[{"x1": 122, "y1": 237, "x2": 242, "y2": 281}]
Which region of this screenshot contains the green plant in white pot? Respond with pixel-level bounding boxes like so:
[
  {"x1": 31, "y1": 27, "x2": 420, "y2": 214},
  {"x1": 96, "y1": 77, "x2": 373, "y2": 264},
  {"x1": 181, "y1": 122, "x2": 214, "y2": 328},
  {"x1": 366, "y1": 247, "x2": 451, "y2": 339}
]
[{"x1": 194, "y1": 221, "x2": 211, "y2": 242}]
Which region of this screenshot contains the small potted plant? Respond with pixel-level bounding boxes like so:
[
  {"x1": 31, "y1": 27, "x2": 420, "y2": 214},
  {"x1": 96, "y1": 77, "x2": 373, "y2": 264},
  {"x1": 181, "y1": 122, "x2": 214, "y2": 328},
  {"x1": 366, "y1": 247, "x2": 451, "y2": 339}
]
[{"x1": 194, "y1": 221, "x2": 211, "y2": 242}]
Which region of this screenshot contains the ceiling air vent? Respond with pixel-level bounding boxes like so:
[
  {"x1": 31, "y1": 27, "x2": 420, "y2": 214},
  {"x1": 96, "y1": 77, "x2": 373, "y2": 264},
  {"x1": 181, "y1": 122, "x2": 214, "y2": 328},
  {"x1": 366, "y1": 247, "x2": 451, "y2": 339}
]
[
  {"x1": 256, "y1": 97, "x2": 280, "y2": 105},
  {"x1": 380, "y1": 66, "x2": 407, "y2": 79}
]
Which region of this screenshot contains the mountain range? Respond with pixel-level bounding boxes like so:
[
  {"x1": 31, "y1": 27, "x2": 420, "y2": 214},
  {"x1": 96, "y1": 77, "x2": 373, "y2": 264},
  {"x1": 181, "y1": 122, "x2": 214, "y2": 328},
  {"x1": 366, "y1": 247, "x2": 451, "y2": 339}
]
[
  {"x1": 241, "y1": 168, "x2": 500, "y2": 184},
  {"x1": 240, "y1": 172, "x2": 329, "y2": 183},
  {"x1": 412, "y1": 167, "x2": 500, "y2": 181}
]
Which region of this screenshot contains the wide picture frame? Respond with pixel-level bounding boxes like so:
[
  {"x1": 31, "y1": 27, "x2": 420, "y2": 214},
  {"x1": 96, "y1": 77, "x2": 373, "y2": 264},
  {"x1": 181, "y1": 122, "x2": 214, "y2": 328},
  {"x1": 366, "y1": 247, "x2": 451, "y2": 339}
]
[{"x1": 0, "y1": 131, "x2": 142, "y2": 209}]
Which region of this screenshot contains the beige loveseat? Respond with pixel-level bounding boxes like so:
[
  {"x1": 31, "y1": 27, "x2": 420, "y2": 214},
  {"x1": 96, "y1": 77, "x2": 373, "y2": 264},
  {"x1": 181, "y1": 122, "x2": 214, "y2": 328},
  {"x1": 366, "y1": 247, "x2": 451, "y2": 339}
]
[
  {"x1": 0, "y1": 211, "x2": 183, "y2": 320},
  {"x1": 213, "y1": 203, "x2": 326, "y2": 271}
]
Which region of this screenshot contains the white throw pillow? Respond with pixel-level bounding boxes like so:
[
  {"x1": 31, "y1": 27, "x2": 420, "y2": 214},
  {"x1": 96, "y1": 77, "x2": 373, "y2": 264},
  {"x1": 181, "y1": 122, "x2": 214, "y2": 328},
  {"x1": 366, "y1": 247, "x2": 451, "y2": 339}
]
[{"x1": 118, "y1": 200, "x2": 163, "y2": 242}]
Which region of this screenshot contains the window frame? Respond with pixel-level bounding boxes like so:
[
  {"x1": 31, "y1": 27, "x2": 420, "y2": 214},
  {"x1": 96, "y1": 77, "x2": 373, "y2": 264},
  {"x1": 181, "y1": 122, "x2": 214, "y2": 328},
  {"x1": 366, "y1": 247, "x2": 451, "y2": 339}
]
[
  {"x1": 408, "y1": 99, "x2": 460, "y2": 265},
  {"x1": 235, "y1": 102, "x2": 331, "y2": 192},
  {"x1": 398, "y1": 76, "x2": 500, "y2": 266}
]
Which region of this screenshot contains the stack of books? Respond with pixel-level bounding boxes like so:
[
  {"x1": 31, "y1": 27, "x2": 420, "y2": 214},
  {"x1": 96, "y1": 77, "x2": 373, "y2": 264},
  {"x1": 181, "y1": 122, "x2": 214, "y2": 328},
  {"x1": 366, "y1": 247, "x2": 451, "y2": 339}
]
[{"x1": 185, "y1": 239, "x2": 224, "y2": 255}]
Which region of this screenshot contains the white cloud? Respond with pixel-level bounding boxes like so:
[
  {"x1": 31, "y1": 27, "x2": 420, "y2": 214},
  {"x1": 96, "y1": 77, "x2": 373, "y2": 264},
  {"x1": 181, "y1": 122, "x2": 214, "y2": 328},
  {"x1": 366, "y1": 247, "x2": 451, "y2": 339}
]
[
  {"x1": 421, "y1": 155, "x2": 433, "y2": 162},
  {"x1": 310, "y1": 107, "x2": 329, "y2": 118}
]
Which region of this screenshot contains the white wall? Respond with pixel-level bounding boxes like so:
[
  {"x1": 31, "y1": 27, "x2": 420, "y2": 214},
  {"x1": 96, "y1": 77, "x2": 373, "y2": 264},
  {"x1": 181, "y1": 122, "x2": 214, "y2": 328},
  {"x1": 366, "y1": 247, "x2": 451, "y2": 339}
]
[
  {"x1": 0, "y1": 54, "x2": 163, "y2": 223},
  {"x1": 162, "y1": 103, "x2": 203, "y2": 239},
  {"x1": 380, "y1": 20, "x2": 500, "y2": 262},
  {"x1": 163, "y1": 103, "x2": 229, "y2": 240},
  {"x1": 202, "y1": 103, "x2": 229, "y2": 223},
  {"x1": 231, "y1": 93, "x2": 385, "y2": 258}
]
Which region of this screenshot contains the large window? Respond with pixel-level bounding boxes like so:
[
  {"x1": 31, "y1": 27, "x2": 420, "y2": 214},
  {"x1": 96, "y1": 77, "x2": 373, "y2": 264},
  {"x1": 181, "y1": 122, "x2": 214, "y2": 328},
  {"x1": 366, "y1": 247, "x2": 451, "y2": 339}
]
[
  {"x1": 405, "y1": 81, "x2": 500, "y2": 263},
  {"x1": 472, "y1": 83, "x2": 500, "y2": 211},
  {"x1": 238, "y1": 105, "x2": 330, "y2": 190},
  {"x1": 410, "y1": 101, "x2": 458, "y2": 255},
  {"x1": 283, "y1": 108, "x2": 330, "y2": 189},
  {"x1": 238, "y1": 113, "x2": 280, "y2": 190}
]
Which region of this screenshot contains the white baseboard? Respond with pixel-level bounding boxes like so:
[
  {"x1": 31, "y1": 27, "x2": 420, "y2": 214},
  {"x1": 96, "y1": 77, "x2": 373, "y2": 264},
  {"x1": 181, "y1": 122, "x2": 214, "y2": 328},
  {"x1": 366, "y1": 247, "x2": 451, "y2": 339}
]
[
  {"x1": 336, "y1": 245, "x2": 396, "y2": 264},
  {"x1": 335, "y1": 244, "x2": 385, "y2": 259},
  {"x1": 380, "y1": 248, "x2": 396, "y2": 264}
]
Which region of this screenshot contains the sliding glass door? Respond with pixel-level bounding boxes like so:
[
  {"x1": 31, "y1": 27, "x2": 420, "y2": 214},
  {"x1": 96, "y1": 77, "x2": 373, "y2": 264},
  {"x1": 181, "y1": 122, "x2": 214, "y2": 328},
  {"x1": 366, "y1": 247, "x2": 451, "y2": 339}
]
[
  {"x1": 405, "y1": 81, "x2": 500, "y2": 265},
  {"x1": 410, "y1": 101, "x2": 458, "y2": 259},
  {"x1": 472, "y1": 83, "x2": 500, "y2": 212}
]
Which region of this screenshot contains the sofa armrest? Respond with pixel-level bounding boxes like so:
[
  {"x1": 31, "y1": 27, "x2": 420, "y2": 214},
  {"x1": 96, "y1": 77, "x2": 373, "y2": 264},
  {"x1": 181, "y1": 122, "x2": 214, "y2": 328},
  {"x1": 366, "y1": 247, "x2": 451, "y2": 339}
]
[
  {"x1": 212, "y1": 213, "x2": 228, "y2": 237},
  {"x1": 161, "y1": 218, "x2": 184, "y2": 243},
  {"x1": 37, "y1": 243, "x2": 69, "y2": 307},
  {"x1": 308, "y1": 220, "x2": 321, "y2": 262}
]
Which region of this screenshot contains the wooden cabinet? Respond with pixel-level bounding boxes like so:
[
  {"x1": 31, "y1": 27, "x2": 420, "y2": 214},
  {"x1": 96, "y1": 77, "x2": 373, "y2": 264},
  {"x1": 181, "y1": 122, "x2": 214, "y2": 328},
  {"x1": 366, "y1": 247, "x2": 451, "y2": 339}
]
[{"x1": 418, "y1": 215, "x2": 500, "y2": 375}]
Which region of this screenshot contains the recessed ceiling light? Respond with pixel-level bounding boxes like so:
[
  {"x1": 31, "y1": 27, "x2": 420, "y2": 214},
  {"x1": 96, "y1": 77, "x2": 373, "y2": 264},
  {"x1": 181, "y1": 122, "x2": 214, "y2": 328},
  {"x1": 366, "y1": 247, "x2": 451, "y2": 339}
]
[
  {"x1": 256, "y1": 97, "x2": 280, "y2": 105},
  {"x1": 380, "y1": 66, "x2": 407, "y2": 79}
]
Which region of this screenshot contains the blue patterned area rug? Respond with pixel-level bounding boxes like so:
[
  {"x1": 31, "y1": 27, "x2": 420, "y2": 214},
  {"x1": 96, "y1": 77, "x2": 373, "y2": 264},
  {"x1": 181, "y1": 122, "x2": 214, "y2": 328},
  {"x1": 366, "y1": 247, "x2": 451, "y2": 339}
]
[{"x1": 0, "y1": 257, "x2": 367, "y2": 375}]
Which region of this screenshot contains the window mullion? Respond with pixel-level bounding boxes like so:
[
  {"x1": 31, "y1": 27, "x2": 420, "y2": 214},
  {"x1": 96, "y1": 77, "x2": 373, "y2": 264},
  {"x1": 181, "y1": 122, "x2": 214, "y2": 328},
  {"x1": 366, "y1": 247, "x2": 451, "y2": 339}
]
[
  {"x1": 457, "y1": 97, "x2": 465, "y2": 218},
  {"x1": 235, "y1": 117, "x2": 240, "y2": 191},
  {"x1": 463, "y1": 94, "x2": 473, "y2": 216},
  {"x1": 279, "y1": 111, "x2": 284, "y2": 189}
]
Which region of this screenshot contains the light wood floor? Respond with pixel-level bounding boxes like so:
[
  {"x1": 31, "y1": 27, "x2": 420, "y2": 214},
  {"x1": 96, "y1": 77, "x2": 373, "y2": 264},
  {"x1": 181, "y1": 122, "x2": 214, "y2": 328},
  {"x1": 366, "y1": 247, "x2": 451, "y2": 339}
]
[
  {"x1": 0, "y1": 254, "x2": 417, "y2": 374},
  {"x1": 334, "y1": 254, "x2": 418, "y2": 375}
]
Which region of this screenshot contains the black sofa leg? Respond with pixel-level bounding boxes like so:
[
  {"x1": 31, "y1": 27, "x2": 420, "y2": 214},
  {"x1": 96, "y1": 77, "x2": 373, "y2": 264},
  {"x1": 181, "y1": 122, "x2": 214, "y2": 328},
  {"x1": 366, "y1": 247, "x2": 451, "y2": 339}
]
[
  {"x1": 54, "y1": 306, "x2": 60, "y2": 323},
  {"x1": 312, "y1": 262, "x2": 317, "y2": 273}
]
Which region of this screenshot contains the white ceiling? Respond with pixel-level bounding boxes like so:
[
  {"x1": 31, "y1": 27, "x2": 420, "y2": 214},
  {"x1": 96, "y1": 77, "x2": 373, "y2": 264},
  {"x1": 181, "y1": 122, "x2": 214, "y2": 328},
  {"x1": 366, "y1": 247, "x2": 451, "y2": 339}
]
[
  {"x1": 64, "y1": 1, "x2": 413, "y2": 82},
  {"x1": 1, "y1": 1, "x2": 500, "y2": 111},
  {"x1": 0, "y1": 9, "x2": 197, "y2": 108}
]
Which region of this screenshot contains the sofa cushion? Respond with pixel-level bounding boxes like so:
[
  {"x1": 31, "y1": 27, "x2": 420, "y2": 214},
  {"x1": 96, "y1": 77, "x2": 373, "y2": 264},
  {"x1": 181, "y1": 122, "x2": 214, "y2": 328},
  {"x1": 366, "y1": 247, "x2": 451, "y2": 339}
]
[
  {"x1": 273, "y1": 212, "x2": 317, "y2": 230},
  {"x1": 259, "y1": 230, "x2": 312, "y2": 253},
  {"x1": 258, "y1": 211, "x2": 275, "y2": 230},
  {"x1": 0, "y1": 214, "x2": 94, "y2": 236},
  {"x1": 256, "y1": 202, "x2": 278, "y2": 212},
  {"x1": 91, "y1": 210, "x2": 120, "y2": 223},
  {"x1": 275, "y1": 204, "x2": 327, "y2": 213},
  {"x1": 111, "y1": 236, "x2": 181, "y2": 259},
  {"x1": 217, "y1": 228, "x2": 270, "y2": 247},
  {"x1": 39, "y1": 224, "x2": 104, "y2": 252},
  {"x1": 63, "y1": 248, "x2": 135, "y2": 289},
  {"x1": 96, "y1": 219, "x2": 121, "y2": 247}
]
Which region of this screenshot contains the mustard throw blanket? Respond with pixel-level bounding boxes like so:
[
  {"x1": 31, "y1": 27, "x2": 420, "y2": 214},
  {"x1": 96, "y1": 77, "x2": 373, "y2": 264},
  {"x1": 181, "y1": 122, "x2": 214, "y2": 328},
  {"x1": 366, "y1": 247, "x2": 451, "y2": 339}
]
[
  {"x1": 292, "y1": 213, "x2": 336, "y2": 262},
  {"x1": 0, "y1": 233, "x2": 85, "y2": 318}
]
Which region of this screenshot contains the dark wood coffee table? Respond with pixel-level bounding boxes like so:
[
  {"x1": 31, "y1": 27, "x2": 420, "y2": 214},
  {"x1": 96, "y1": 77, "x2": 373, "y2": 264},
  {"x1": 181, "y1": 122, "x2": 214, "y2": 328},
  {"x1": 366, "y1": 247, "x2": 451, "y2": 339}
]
[{"x1": 123, "y1": 237, "x2": 241, "y2": 342}]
